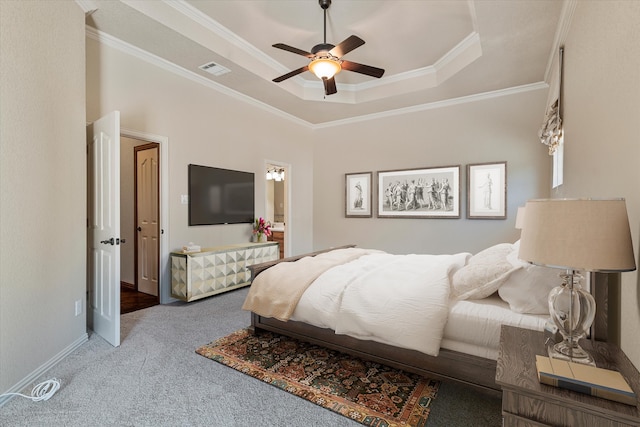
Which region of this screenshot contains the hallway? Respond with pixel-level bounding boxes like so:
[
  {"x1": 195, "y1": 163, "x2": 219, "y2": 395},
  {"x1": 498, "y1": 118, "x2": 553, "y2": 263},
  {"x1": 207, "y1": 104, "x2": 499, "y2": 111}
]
[{"x1": 121, "y1": 285, "x2": 158, "y2": 314}]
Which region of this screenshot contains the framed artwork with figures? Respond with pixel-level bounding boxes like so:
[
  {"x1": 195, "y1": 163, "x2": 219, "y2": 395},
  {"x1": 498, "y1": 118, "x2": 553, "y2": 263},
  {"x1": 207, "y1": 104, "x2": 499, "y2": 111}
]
[
  {"x1": 377, "y1": 165, "x2": 460, "y2": 218},
  {"x1": 467, "y1": 161, "x2": 507, "y2": 219},
  {"x1": 345, "y1": 172, "x2": 372, "y2": 218}
]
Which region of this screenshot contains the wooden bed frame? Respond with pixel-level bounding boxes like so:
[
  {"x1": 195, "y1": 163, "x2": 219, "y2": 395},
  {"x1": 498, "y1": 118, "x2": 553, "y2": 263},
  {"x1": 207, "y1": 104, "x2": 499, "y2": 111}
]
[{"x1": 247, "y1": 245, "x2": 614, "y2": 393}]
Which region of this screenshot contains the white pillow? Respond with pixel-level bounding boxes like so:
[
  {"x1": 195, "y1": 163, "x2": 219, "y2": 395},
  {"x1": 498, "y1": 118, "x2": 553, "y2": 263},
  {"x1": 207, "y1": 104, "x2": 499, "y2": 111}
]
[
  {"x1": 452, "y1": 243, "x2": 517, "y2": 300},
  {"x1": 498, "y1": 248, "x2": 561, "y2": 314}
]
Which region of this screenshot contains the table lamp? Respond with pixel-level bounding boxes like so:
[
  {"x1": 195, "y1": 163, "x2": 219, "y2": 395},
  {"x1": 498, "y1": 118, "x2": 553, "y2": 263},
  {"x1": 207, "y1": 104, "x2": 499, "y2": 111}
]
[{"x1": 518, "y1": 198, "x2": 636, "y2": 365}]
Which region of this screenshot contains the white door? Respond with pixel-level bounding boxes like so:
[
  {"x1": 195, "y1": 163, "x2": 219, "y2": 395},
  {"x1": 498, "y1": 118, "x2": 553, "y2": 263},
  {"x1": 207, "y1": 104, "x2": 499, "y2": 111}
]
[
  {"x1": 136, "y1": 144, "x2": 159, "y2": 296},
  {"x1": 87, "y1": 111, "x2": 121, "y2": 347}
]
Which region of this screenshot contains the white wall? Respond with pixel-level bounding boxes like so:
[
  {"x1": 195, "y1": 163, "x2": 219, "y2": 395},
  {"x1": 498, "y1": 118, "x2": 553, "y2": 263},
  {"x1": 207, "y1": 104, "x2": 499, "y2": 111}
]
[
  {"x1": 0, "y1": 1, "x2": 87, "y2": 395},
  {"x1": 312, "y1": 88, "x2": 552, "y2": 255},
  {"x1": 85, "y1": 36, "x2": 316, "y2": 301},
  {"x1": 555, "y1": 1, "x2": 640, "y2": 370}
]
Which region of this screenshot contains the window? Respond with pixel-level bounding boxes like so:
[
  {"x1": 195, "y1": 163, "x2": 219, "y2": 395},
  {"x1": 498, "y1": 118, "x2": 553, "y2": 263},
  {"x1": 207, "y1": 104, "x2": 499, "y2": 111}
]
[{"x1": 552, "y1": 140, "x2": 564, "y2": 188}]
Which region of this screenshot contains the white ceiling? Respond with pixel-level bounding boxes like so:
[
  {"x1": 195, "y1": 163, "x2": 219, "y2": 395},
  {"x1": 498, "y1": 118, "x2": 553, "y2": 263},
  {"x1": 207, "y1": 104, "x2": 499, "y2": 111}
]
[{"x1": 83, "y1": 0, "x2": 566, "y2": 127}]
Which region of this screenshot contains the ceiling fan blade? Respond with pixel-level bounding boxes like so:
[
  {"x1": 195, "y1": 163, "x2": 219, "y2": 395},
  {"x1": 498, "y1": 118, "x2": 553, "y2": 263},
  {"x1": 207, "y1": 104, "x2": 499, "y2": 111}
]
[
  {"x1": 272, "y1": 43, "x2": 314, "y2": 58},
  {"x1": 322, "y1": 76, "x2": 337, "y2": 95},
  {"x1": 273, "y1": 66, "x2": 309, "y2": 83},
  {"x1": 341, "y1": 60, "x2": 385, "y2": 78},
  {"x1": 329, "y1": 35, "x2": 365, "y2": 58}
]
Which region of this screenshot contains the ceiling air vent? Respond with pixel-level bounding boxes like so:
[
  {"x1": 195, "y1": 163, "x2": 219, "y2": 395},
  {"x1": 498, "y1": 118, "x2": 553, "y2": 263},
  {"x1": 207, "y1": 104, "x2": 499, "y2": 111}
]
[{"x1": 198, "y1": 62, "x2": 231, "y2": 77}]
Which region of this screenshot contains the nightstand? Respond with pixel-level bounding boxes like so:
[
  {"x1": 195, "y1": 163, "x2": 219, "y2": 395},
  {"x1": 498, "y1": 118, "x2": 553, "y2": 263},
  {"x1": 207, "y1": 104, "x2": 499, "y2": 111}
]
[{"x1": 495, "y1": 325, "x2": 640, "y2": 426}]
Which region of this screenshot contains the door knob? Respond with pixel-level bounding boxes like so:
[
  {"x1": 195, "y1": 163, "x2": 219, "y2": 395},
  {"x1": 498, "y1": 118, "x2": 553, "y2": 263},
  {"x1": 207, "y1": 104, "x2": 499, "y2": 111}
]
[
  {"x1": 137, "y1": 226, "x2": 142, "y2": 231},
  {"x1": 100, "y1": 238, "x2": 115, "y2": 245}
]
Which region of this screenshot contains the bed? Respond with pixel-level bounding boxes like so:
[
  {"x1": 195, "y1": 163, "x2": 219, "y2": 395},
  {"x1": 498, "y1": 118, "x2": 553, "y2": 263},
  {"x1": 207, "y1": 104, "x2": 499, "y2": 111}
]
[{"x1": 245, "y1": 244, "x2": 615, "y2": 392}]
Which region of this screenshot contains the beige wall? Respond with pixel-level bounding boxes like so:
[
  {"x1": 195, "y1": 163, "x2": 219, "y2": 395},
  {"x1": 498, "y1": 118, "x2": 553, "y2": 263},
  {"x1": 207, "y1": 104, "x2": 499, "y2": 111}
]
[
  {"x1": 0, "y1": 1, "x2": 87, "y2": 394},
  {"x1": 554, "y1": 1, "x2": 640, "y2": 369},
  {"x1": 86, "y1": 36, "x2": 315, "y2": 301},
  {"x1": 312, "y1": 89, "x2": 552, "y2": 255}
]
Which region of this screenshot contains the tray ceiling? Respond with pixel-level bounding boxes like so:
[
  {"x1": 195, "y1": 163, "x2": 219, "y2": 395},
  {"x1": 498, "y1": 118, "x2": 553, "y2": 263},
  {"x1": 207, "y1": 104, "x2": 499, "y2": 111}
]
[{"x1": 84, "y1": 0, "x2": 565, "y2": 126}]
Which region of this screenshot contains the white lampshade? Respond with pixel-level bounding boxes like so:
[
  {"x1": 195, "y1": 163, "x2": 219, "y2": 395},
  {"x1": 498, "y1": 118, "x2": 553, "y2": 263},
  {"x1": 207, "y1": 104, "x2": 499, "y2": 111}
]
[{"x1": 518, "y1": 198, "x2": 636, "y2": 272}]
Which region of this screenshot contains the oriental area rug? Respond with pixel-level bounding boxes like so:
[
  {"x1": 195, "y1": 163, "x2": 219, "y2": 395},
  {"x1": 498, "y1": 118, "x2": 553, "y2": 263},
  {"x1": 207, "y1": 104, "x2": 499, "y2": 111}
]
[{"x1": 196, "y1": 329, "x2": 440, "y2": 427}]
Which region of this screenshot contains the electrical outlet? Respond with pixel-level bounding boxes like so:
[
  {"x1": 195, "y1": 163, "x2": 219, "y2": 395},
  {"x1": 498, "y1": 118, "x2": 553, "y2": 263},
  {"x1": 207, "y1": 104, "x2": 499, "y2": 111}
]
[{"x1": 75, "y1": 300, "x2": 82, "y2": 316}]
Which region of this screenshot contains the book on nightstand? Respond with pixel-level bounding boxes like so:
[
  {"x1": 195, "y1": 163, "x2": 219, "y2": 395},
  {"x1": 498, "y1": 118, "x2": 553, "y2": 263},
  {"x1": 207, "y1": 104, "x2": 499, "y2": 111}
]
[{"x1": 536, "y1": 355, "x2": 637, "y2": 406}]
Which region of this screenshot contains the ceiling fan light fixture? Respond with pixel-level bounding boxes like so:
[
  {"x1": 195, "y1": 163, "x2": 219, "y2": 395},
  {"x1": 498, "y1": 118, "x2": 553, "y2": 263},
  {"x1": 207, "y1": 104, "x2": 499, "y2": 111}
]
[
  {"x1": 271, "y1": 0, "x2": 383, "y2": 94},
  {"x1": 309, "y1": 57, "x2": 341, "y2": 80}
]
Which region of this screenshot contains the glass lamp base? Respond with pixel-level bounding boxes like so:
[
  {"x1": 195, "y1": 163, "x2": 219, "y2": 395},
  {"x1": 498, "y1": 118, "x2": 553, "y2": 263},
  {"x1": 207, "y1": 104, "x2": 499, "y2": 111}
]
[
  {"x1": 547, "y1": 341, "x2": 595, "y2": 366},
  {"x1": 547, "y1": 270, "x2": 596, "y2": 366}
]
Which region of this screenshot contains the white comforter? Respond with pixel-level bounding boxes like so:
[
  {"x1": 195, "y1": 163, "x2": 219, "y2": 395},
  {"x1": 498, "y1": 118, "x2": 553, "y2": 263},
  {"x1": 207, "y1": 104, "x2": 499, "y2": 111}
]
[{"x1": 291, "y1": 252, "x2": 471, "y2": 356}]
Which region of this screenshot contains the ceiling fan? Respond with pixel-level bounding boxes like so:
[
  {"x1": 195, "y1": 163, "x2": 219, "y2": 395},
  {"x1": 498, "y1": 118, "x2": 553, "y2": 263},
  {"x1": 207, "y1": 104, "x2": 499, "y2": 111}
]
[{"x1": 272, "y1": 0, "x2": 385, "y2": 96}]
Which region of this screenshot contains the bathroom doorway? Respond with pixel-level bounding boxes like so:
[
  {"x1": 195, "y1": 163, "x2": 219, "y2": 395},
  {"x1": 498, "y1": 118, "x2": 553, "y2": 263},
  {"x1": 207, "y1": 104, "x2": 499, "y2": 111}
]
[{"x1": 265, "y1": 162, "x2": 289, "y2": 258}]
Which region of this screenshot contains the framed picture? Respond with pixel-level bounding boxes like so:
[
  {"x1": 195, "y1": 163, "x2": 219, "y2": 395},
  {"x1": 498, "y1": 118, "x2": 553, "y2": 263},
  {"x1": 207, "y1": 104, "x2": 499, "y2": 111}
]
[
  {"x1": 345, "y1": 172, "x2": 372, "y2": 218},
  {"x1": 467, "y1": 161, "x2": 507, "y2": 219},
  {"x1": 377, "y1": 166, "x2": 460, "y2": 218}
]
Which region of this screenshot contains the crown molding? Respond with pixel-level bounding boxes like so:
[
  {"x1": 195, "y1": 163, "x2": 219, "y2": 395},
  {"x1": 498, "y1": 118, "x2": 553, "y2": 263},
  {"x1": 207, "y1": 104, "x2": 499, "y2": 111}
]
[
  {"x1": 311, "y1": 82, "x2": 549, "y2": 130},
  {"x1": 161, "y1": 0, "x2": 283, "y2": 71},
  {"x1": 85, "y1": 26, "x2": 311, "y2": 128},
  {"x1": 75, "y1": 0, "x2": 98, "y2": 15},
  {"x1": 86, "y1": 26, "x2": 547, "y2": 129},
  {"x1": 143, "y1": 0, "x2": 481, "y2": 104},
  {"x1": 544, "y1": 0, "x2": 577, "y2": 83}
]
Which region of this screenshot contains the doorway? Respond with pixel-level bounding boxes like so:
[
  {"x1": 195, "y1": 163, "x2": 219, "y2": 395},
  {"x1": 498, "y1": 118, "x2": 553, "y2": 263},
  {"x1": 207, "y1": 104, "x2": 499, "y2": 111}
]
[
  {"x1": 265, "y1": 162, "x2": 290, "y2": 258},
  {"x1": 87, "y1": 117, "x2": 169, "y2": 344},
  {"x1": 120, "y1": 137, "x2": 160, "y2": 313}
]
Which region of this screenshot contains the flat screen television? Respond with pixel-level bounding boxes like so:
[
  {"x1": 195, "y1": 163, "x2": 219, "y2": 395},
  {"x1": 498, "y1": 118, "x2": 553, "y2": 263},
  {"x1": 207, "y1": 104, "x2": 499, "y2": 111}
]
[{"x1": 188, "y1": 164, "x2": 255, "y2": 226}]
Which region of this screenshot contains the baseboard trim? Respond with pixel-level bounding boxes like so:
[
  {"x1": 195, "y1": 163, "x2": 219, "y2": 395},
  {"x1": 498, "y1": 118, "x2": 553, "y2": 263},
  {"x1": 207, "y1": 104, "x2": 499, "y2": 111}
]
[{"x1": 0, "y1": 332, "x2": 89, "y2": 407}]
